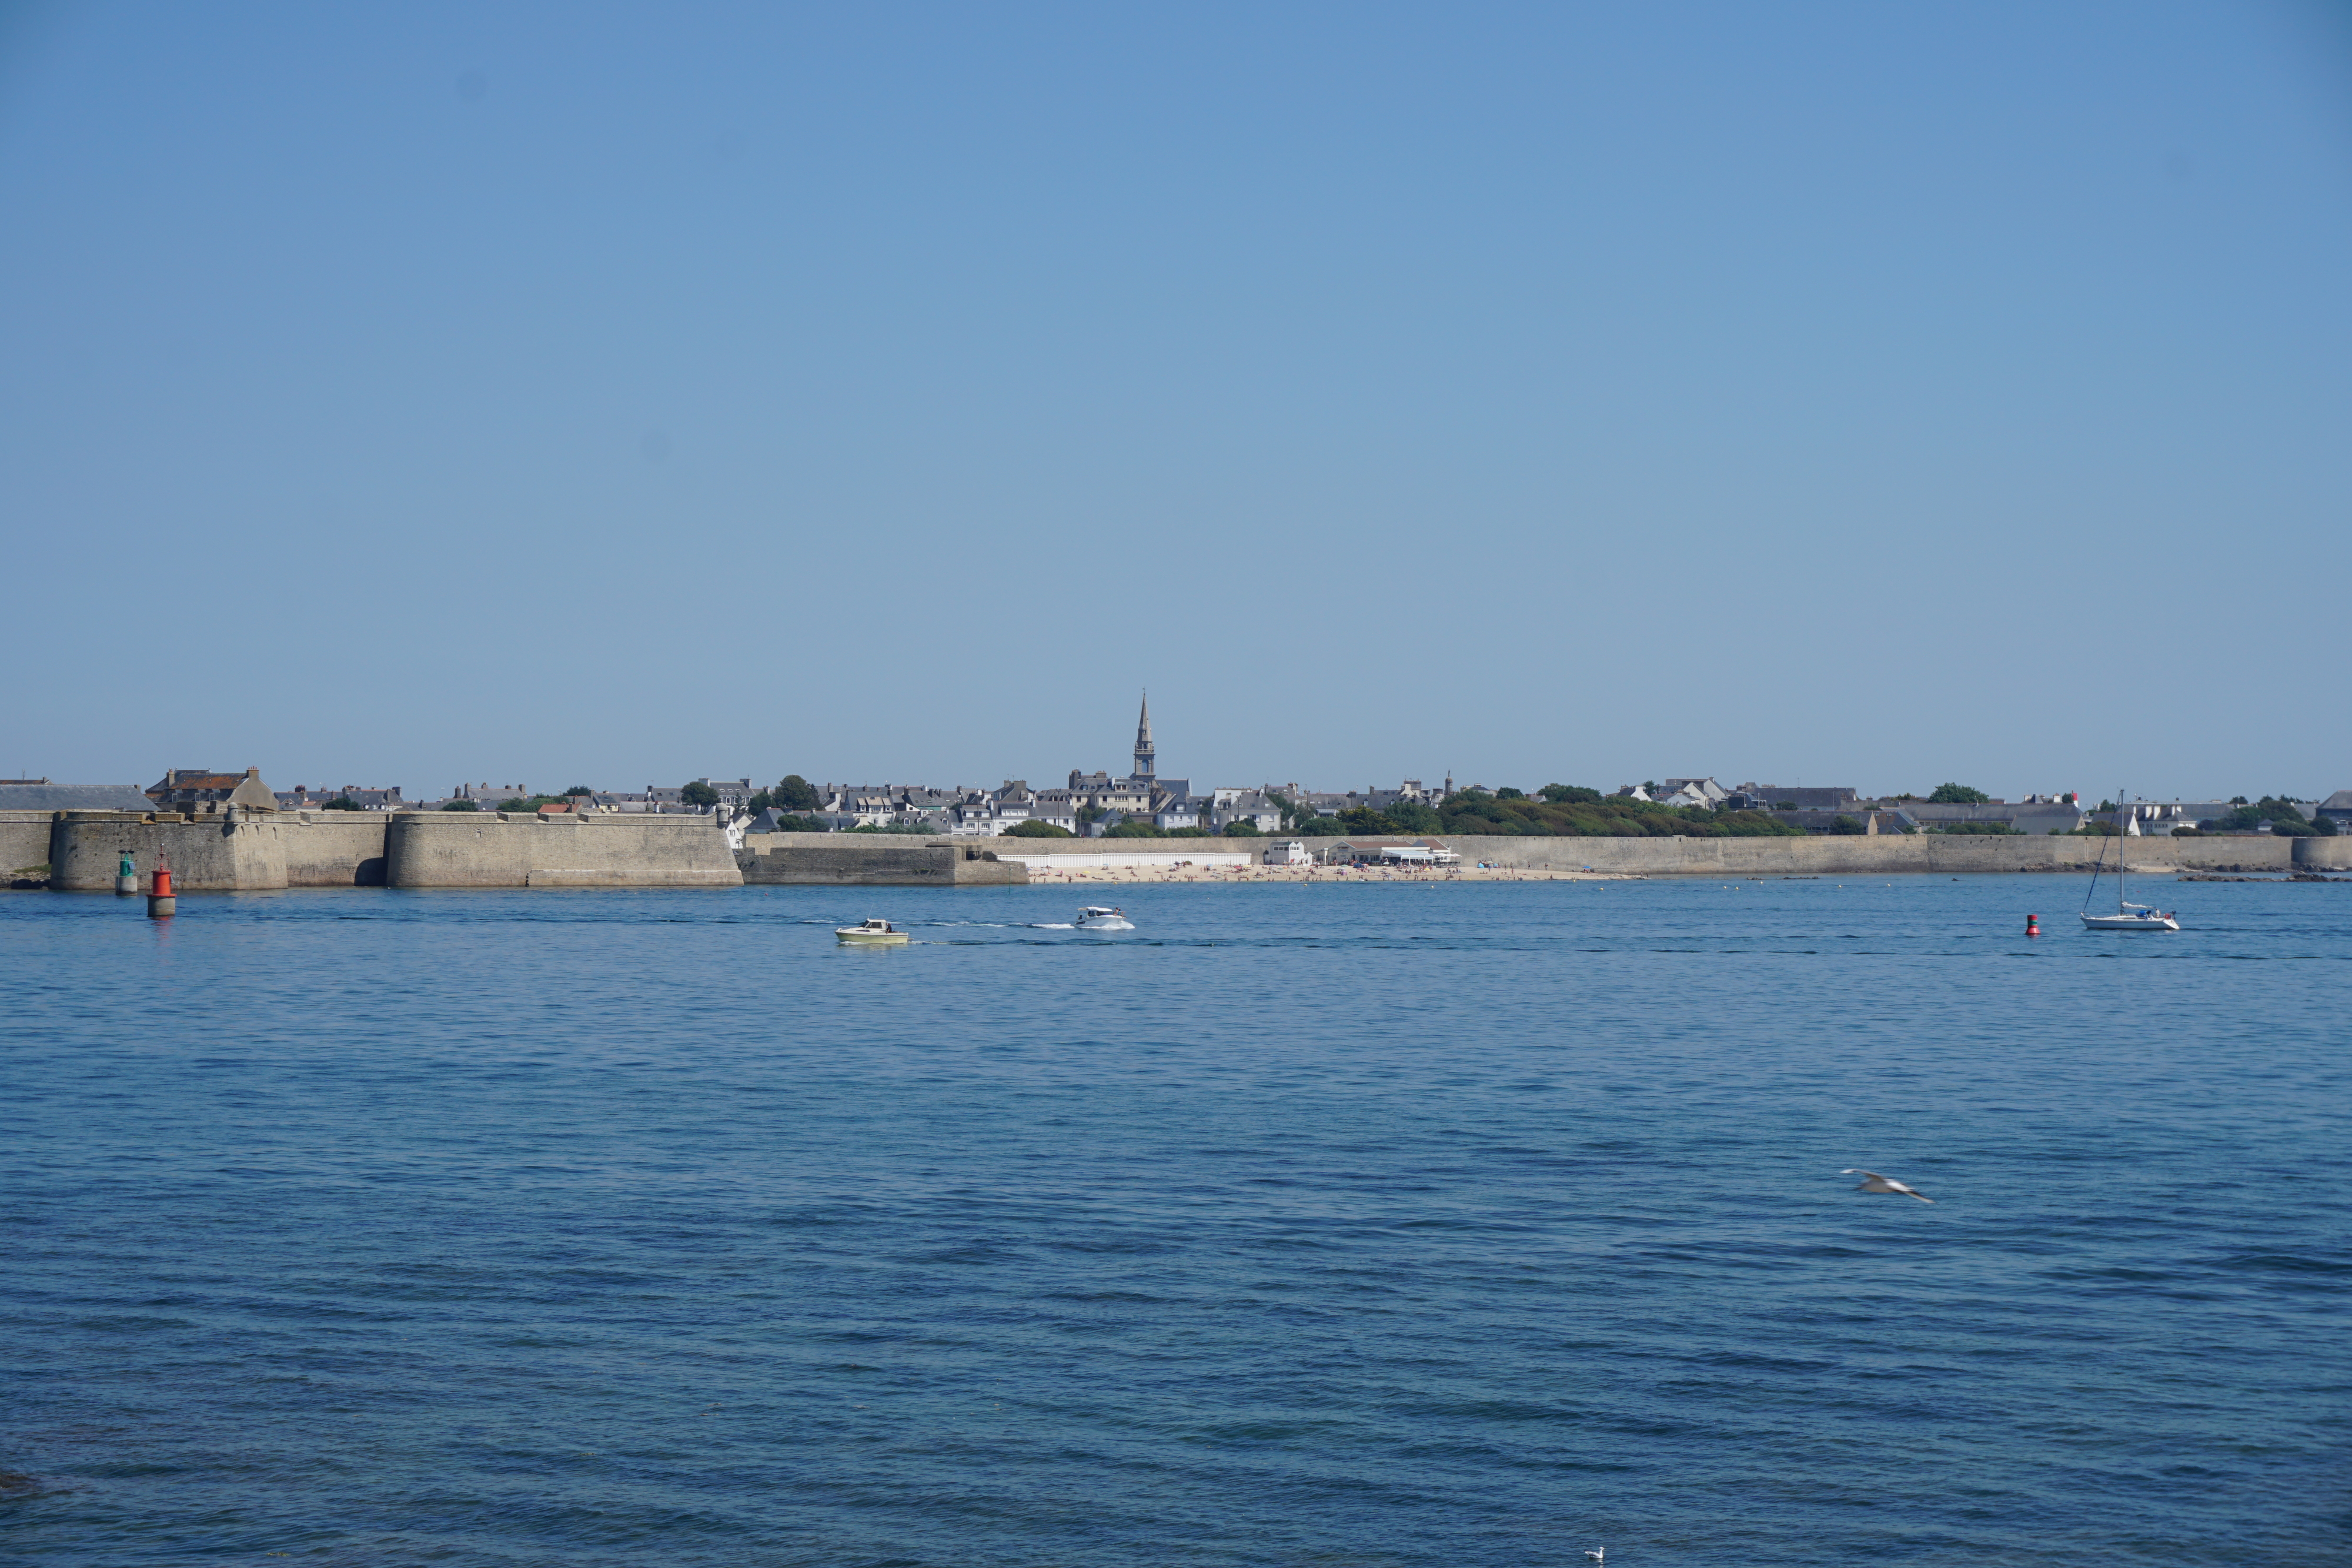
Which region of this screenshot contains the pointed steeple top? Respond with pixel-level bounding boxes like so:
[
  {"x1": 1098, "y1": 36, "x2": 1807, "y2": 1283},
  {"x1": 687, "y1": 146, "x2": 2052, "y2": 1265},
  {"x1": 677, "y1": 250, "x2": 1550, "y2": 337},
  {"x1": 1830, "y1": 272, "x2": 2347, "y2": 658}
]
[{"x1": 1132, "y1": 690, "x2": 1155, "y2": 780}]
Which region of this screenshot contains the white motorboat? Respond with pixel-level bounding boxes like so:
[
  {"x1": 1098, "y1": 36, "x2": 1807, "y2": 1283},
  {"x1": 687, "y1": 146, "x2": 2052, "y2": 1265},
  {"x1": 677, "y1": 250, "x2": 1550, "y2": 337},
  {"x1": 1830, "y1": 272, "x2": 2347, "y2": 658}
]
[
  {"x1": 1075, "y1": 906, "x2": 1134, "y2": 930},
  {"x1": 2081, "y1": 794, "x2": 2179, "y2": 931},
  {"x1": 836, "y1": 918, "x2": 910, "y2": 944}
]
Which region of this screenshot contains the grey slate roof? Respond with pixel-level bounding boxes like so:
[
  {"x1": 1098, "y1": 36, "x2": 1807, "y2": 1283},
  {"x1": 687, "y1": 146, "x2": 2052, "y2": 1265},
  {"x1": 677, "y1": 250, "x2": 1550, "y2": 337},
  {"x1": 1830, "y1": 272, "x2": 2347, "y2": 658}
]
[{"x1": 0, "y1": 784, "x2": 153, "y2": 811}]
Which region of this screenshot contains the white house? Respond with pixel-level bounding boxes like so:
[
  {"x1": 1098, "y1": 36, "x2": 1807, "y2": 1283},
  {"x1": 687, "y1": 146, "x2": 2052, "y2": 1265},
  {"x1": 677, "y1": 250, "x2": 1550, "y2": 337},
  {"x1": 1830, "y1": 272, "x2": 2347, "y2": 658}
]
[
  {"x1": 1659, "y1": 777, "x2": 1730, "y2": 805},
  {"x1": 949, "y1": 793, "x2": 1001, "y2": 835},
  {"x1": 1331, "y1": 837, "x2": 1459, "y2": 865},
  {"x1": 1028, "y1": 788, "x2": 1080, "y2": 834},
  {"x1": 1207, "y1": 790, "x2": 1284, "y2": 834},
  {"x1": 1378, "y1": 840, "x2": 1459, "y2": 865},
  {"x1": 988, "y1": 781, "x2": 1034, "y2": 831}
]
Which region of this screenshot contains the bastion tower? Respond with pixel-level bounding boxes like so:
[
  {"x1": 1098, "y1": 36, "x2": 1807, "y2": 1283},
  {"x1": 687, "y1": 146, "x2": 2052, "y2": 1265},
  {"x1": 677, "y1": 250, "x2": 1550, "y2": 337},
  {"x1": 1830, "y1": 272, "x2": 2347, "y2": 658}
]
[{"x1": 1132, "y1": 691, "x2": 1155, "y2": 784}]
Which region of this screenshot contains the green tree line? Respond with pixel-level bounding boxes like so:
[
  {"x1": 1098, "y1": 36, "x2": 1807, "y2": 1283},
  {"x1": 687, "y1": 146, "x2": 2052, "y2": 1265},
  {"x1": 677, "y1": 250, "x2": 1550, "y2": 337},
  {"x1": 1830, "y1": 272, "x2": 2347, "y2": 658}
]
[
  {"x1": 1274, "y1": 784, "x2": 1806, "y2": 839},
  {"x1": 2211, "y1": 796, "x2": 2334, "y2": 836}
]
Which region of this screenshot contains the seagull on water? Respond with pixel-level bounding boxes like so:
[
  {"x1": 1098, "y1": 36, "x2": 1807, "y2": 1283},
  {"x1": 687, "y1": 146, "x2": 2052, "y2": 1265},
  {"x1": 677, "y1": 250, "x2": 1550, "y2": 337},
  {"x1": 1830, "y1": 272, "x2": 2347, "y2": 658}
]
[
  {"x1": 1842, "y1": 1168, "x2": 1933, "y2": 1203},
  {"x1": 1584, "y1": 1552, "x2": 1604, "y2": 1564}
]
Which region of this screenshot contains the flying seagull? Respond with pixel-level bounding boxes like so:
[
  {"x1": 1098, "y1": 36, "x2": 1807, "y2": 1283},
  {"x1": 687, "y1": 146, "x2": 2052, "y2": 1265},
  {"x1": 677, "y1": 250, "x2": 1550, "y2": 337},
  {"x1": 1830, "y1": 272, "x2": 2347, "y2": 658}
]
[{"x1": 1842, "y1": 1169, "x2": 1933, "y2": 1203}]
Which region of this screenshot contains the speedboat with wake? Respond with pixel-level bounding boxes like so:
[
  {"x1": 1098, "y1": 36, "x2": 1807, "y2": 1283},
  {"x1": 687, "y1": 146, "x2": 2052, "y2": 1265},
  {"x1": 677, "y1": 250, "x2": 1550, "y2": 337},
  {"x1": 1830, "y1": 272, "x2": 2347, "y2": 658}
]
[
  {"x1": 836, "y1": 918, "x2": 911, "y2": 944},
  {"x1": 1075, "y1": 906, "x2": 1134, "y2": 930}
]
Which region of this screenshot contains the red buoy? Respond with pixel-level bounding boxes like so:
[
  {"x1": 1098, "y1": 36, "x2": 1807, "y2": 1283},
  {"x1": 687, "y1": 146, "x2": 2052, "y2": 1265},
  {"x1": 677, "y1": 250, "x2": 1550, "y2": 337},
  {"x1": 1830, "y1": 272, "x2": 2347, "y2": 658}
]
[
  {"x1": 2024, "y1": 914, "x2": 2040, "y2": 938},
  {"x1": 148, "y1": 863, "x2": 176, "y2": 918}
]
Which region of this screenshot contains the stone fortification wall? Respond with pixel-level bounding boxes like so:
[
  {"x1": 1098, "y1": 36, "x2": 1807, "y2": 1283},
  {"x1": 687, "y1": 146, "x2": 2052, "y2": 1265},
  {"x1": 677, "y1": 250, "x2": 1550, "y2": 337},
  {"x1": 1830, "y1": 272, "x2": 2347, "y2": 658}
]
[
  {"x1": 387, "y1": 811, "x2": 741, "y2": 887},
  {"x1": 1425, "y1": 833, "x2": 2297, "y2": 875},
  {"x1": 2, "y1": 811, "x2": 53, "y2": 878},
  {"x1": 280, "y1": 811, "x2": 391, "y2": 885},
  {"x1": 34, "y1": 810, "x2": 736, "y2": 890},
  {"x1": 49, "y1": 813, "x2": 289, "y2": 891},
  {"x1": 19, "y1": 810, "x2": 387, "y2": 890},
  {"x1": 17, "y1": 814, "x2": 2340, "y2": 891},
  {"x1": 784, "y1": 830, "x2": 2330, "y2": 877},
  {"x1": 2291, "y1": 836, "x2": 2352, "y2": 870},
  {"x1": 739, "y1": 835, "x2": 1025, "y2": 886},
  {"x1": 35, "y1": 810, "x2": 386, "y2": 890}
]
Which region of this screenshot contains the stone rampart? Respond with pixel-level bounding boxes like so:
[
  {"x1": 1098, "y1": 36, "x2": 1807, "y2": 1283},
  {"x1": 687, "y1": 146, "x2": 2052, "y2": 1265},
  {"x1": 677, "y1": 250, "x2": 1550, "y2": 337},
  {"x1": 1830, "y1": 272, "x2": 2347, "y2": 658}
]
[
  {"x1": 280, "y1": 811, "x2": 391, "y2": 886},
  {"x1": 813, "y1": 830, "x2": 2320, "y2": 877},
  {"x1": 49, "y1": 813, "x2": 290, "y2": 891},
  {"x1": 2, "y1": 811, "x2": 54, "y2": 879},
  {"x1": 30, "y1": 809, "x2": 736, "y2": 891},
  {"x1": 1424, "y1": 833, "x2": 2296, "y2": 875},
  {"x1": 2292, "y1": 836, "x2": 2352, "y2": 870},
  {"x1": 387, "y1": 811, "x2": 741, "y2": 888},
  {"x1": 41, "y1": 810, "x2": 388, "y2": 890},
  {"x1": 739, "y1": 835, "x2": 1025, "y2": 886},
  {"x1": 14, "y1": 813, "x2": 2338, "y2": 891}
]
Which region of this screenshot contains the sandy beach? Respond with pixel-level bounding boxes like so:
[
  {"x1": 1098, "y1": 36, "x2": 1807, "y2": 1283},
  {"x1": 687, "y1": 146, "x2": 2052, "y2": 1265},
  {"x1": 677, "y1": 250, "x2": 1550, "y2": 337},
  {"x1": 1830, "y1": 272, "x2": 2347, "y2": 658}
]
[{"x1": 1010, "y1": 861, "x2": 1640, "y2": 885}]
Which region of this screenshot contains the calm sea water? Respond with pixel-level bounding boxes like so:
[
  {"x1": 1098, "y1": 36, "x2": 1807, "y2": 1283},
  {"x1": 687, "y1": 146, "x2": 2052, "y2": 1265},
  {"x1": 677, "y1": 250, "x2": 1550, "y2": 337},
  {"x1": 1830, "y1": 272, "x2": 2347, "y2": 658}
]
[{"x1": 3, "y1": 877, "x2": 2347, "y2": 1567}]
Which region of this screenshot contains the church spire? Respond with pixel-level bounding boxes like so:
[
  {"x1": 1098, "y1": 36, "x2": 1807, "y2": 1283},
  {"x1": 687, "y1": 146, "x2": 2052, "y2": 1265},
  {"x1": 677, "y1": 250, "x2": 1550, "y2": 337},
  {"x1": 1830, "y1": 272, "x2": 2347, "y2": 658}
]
[{"x1": 1132, "y1": 690, "x2": 1155, "y2": 781}]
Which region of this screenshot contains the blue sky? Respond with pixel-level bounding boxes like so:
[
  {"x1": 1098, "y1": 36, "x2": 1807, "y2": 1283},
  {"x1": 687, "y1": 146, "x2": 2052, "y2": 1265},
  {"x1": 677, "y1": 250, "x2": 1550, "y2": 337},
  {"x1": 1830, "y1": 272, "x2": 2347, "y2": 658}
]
[{"x1": 4, "y1": 3, "x2": 2347, "y2": 801}]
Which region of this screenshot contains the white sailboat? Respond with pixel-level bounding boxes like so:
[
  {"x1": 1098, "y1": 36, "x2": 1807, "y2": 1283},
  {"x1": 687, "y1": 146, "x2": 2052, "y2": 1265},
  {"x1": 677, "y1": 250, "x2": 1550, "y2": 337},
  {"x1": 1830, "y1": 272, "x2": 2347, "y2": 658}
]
[{"x1": 2082, "y1": 793, "x2": 2179, "y2": 931}]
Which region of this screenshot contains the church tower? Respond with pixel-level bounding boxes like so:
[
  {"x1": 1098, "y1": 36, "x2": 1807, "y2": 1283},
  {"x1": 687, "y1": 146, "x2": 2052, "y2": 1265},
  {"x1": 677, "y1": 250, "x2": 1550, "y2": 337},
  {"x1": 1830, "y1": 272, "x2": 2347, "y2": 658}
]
[{"x1": 1132, "y1": 691, "x2": 1155, "y2": 783}]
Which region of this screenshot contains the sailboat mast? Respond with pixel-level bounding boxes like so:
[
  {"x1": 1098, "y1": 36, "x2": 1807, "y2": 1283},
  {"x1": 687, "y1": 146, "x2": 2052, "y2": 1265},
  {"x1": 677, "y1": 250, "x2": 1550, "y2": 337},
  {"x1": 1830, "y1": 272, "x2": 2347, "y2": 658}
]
[{"x1": 2116, "y1": 788, "x2": 2127, "y2": 912}]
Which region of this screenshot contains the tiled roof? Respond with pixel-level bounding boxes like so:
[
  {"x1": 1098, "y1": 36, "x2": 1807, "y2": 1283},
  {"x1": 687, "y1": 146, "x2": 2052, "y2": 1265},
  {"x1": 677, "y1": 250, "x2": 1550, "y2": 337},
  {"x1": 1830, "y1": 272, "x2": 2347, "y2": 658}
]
[{"x1": 0, "y1": 784, "x2": 153, "y2": 811}]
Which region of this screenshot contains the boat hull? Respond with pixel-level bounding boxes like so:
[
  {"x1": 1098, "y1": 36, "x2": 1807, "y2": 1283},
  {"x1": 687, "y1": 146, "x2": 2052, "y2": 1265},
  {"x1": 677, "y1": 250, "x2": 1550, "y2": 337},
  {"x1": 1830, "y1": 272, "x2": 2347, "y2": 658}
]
[{"x1": 2082, "y1": 915, "x2": 2179, "y2": 931}]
